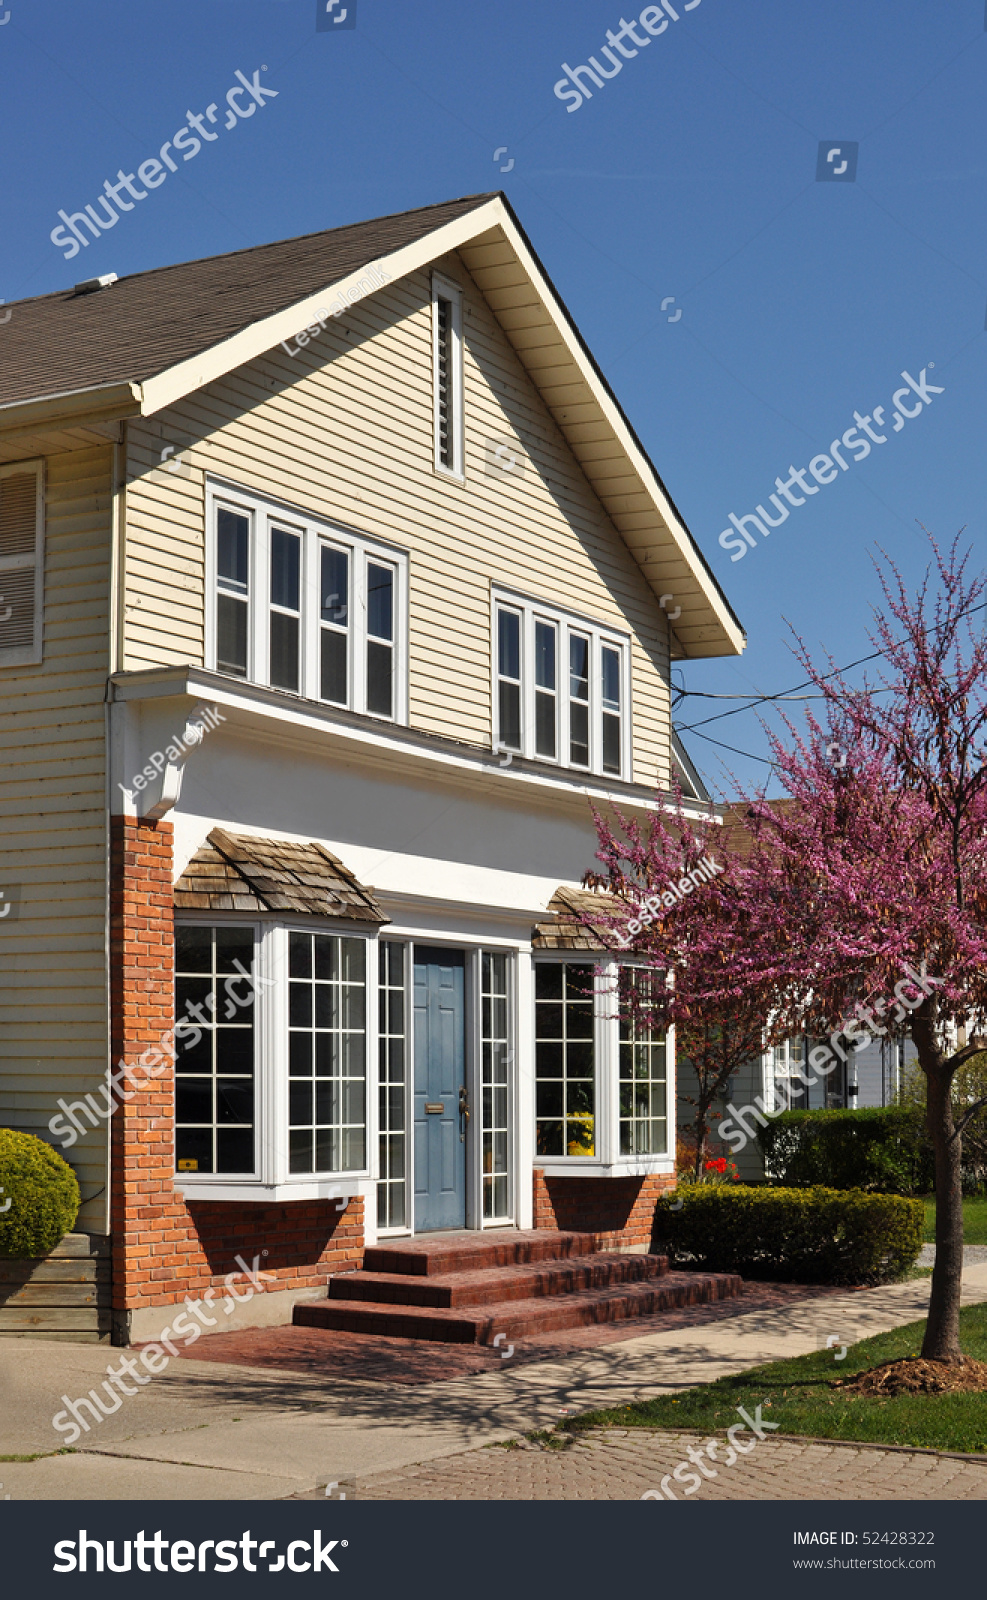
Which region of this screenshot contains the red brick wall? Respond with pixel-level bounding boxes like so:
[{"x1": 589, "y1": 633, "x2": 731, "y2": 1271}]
[
  {"x1": 533, "y1": 1168, "x2": 676, "y2": 1250},
  {"x1": 109, "y1": 817, "x2": 363, "y2": 1332}
]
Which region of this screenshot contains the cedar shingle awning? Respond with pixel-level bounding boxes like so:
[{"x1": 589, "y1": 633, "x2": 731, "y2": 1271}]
[
  {"x1": 532, "y1": 886, "x2": 622, "y2": 952},
  {"x1": 174, "y1": 829, "x2": 388, "y2": 924}
]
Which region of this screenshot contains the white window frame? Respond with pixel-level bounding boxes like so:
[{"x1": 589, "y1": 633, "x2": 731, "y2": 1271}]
[
  {"x1": 174, "y1": 915, "x2": 379, "y2": 1203},
  {"x1": 534, "y1": 954, "x2": 673, "y2": 1175},
  {"x1": 492, "y1": 588, "x2": 631, "y2": 780},
  {"x1": 0, "y1": 459, "x2": 45, "y2": 669},
  {"x1": 205, "y1": 481, "x2": 408, "y2": 724},
  {"x1": 432, "y1": 272, "x2": 464, "y2": 480}
]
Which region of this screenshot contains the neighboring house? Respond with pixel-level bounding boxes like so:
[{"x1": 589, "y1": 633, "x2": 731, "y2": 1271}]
[{"x1": 0, "y1": 192, "x2": 744, "y2": 1343}]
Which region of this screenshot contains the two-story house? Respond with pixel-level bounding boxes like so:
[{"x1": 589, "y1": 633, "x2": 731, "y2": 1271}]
[{"x1": 0, "y1": 193, "x2": 744, "y2": 1344}]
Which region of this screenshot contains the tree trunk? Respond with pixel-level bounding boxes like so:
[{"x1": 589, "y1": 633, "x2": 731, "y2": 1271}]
[{"x1": 913, "y1": 1011, "x2": 965, "y2": 1363}]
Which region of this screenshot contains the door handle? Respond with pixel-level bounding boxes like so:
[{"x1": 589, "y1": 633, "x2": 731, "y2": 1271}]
[{"x1": 458, "y1": 1085, "x2": 470, "y2": 1142}]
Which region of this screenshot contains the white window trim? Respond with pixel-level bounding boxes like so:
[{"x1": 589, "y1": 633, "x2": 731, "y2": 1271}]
[
  {"x1": 534, "y1": 953, "x2": 674, "y2": 1176},
  {"x1": 0, "y1": 459, "x2": 45, "y2": 669},
  {"x1": 432, "y1": 272, "x2": 464, "y2": 480},
  {"x1": 492, "y1": 588, "x2": 632, "y2": 781},
  {"x1": 174, "y1": 915, "x2": 379, "y2": 1202},
  {"x1": 205, "y1": 480, "x2": 408, "y2": 725}
]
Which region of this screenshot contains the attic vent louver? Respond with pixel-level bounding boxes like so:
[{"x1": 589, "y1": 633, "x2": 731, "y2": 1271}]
[{"x1": 73, "y1": 273, "x2": 118, "y2": 295}]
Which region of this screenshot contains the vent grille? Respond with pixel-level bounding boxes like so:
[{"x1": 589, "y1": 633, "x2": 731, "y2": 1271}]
[
  {"x1": 436, "y1": 296, "x2": 453, "y2": 470},
  {"x1": 0, "y1": 565, "x2": 37, "y2": 650},
  {"x1": 0, "y1": 474, "x2": 37, "y2": 559}
]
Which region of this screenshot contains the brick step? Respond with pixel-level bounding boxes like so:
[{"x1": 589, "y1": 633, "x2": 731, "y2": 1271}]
[
  {"x1": 363, "y1": 1230, "x2": 612, "y2": 1278},
  {"x1": 330, "y1": 1251, "x2": 670, "y2": 1309},
  {"x1": 294, "y1": 1270, "x2": 742, "y2": 1344}
]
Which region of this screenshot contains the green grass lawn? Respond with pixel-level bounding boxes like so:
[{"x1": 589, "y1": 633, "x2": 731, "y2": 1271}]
[
  {"x1": 923, "y1": 1194, "x2": 987, "y2": 1244},
  {"x1": 569, "y1": 1302, "x2": 987, "y2": 1456}
]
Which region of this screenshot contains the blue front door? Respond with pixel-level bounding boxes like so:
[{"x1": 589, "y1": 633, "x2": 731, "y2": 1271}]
[{"x1": 413, "y1": 947, "x2": 467, "y2": 1232}]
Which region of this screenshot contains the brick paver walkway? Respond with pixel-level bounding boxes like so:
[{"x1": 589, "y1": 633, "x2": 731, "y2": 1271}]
[{"x1": 328, "y1": 1428, "x2": 987, "y2": 1501}]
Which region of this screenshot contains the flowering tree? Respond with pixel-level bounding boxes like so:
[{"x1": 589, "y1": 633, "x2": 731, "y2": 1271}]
[
  {"x1": 593, "y1": 536, "x2": 987, "y2": 1366},
  {"x1": 736, "y1": 536, "x2": 987, "y2": 1365}
]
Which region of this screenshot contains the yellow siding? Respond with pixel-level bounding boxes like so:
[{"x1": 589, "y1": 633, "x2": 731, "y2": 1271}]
[
  {"x1": 0, "y1": 445, "x2": 112, "y2": 1232},
  {"x1": 123, "y1": 252, "x2": 670, "y2": 786}
]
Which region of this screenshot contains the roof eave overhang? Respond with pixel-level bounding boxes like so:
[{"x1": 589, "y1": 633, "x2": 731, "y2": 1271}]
[{"x1": 3, "y1": 196, "x2": 744, "y2": 661}]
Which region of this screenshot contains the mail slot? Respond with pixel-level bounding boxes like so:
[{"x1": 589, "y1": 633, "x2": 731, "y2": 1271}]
[{"x1": 424, "y1": 1102, "x2": 445, "y2": 1114}]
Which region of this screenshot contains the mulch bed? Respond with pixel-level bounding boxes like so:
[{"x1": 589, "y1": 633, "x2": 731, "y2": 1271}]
[{"x1": 835, "y1": 1357, "x2": 987, "y2": 1397}]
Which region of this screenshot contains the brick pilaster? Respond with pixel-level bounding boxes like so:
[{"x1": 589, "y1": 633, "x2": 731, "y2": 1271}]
[{"x1": 109, "y1": 816, "x2": 364, "y2": 1334}]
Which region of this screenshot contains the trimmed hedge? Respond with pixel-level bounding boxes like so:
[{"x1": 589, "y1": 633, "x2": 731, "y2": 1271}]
[
  {"x1": 756, "y1": 1107, "x2": 934, "y2": 1195},
  {"x1": 652, "y1": 1184, "x2": 924, "y2": 1284},
  {"x1": 0, "y1": 1128, "x2": 80, "y2": 1257}
]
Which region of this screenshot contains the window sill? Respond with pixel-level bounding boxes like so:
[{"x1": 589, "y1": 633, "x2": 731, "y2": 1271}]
[
  {"x1": 535, "y1": 1157, "x2": 673, "y2": 1179},
  {"x1": 175, "y1": 1177, "x2": 372, "y2": 1203}
]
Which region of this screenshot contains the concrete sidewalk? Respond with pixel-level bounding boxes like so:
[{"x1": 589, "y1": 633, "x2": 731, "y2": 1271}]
[{"x1": 1, "y1": 1264, "x2": 985, "y2": 1501}]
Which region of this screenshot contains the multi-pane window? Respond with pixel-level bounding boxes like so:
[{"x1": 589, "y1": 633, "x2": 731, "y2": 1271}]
[
  {"x1": 493, "y1": 595, "x2": 628, "y2": 778},
  {"x1": 0, "y1": 463, "x2": 44, "y2": 669},
  {"x1": 481, "y1": 952, "x2": 510, "y2": 1219},
  {"x1": 497, "y1": 608, "x2": 522, "y2": 752},
  {"x1": 216, "y1": 508, "x2": 249, "y2": 677},
  {"x1": 377, "y1": 942, "x2": 408, "y2": 1229},
  {"x1": 288, "y1": 932, "x2": 367, "y2": 1174},
  {"x1": 569, "y1": 633, "x2": 590, "y2": 767},
  {"x1": 270, "y1": 527, "x2": 301, "y2": 693},
  {"x1": 535, "y1": 962, "x2": 595, "y2": 1157},
  {"x1": 367, "y1": 562, "x2": 394, "y2": 718},
  {"x1": 432, "y1": 274, "x2": 463, "y2": 477},
  {"x1": 602, "y1": 645, "x2": 622, "y2": 776},
  {"x1": 534, "y1": 621, "x2": 557, "y2": 760},
  {"x1": 619, "y1": 973, "x2": 667, "y2": 1156},
  {"x1": 320, "y1": 543, "x2": 349, "y2": 704},
  {"x1": 209, "y1": 488, "x2": 405, "y2": 720},
  {"x1": 174, "y1": 925, "x2": 256, "y2": 1174}
]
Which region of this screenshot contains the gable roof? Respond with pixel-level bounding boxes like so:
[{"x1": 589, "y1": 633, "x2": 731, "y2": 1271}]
[
  {"x1": 0, "y1": 193, "x2": 744, "y2": 660},
  {"x1": 174, "y1": 829, "x2": 387, "y2": 922}
]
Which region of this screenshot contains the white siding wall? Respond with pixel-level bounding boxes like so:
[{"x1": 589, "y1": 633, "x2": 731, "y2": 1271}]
[
  {"x1": 123, "y1": 252, "x2": 671, "y2": 787},
  {"x1": 0, "y1": 445, "x2": 112, "y2": 1233}
]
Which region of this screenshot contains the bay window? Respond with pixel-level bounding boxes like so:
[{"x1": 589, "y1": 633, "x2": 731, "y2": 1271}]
[
  {"x1": 207, "y1": 483, "x2": 406, "y2": 721},
  {"x1": 493, "y1": 591, "x2": 629, "y2": 778}
]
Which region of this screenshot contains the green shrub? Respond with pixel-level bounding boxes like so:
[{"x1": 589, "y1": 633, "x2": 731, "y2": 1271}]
[
  {"x1": 0, "y1": 1128, "x2": 80, "y2": 1257},
  {"x1": 652, "y1": 1184, "x2": 924, "y2": 1284},
  {"x1": 756, "y1": 1107, "x2": 934, "y2": 1195}
]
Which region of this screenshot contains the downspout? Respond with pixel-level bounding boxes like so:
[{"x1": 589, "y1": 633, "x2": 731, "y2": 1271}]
[{"x1": 101, "y1": 425, "x2": 127, "y2": 1238}]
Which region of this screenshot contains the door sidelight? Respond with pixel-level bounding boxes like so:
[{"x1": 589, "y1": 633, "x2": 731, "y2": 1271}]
[{"x1": 458, "y1": 1084, "x2": 470, "y2": 1142}]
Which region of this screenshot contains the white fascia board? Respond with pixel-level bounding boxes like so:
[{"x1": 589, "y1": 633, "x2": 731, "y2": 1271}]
[
  {"x1": 491, "y1": 211, "x2": 745, "y2": 660},
  {"x1": 137, "y1": 200, "x2": 506, "y2": 418},
  {"x1": 109, "y1": 664, "x2": 714, "y2": 822},
  {"x1": 0, "y1": 381, "x2": 142, "y2": 433}
]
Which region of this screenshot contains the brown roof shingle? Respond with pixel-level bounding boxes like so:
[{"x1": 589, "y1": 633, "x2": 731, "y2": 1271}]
[
  {"x1": 174, "y1": 829, "x2": 388, "y2": 923},
  {"x1": 0, "y1": 195, "x2": 494, "y2": 410},
  {"x1": 532, "y1": 886, "x2": 622, "y2": 952}
]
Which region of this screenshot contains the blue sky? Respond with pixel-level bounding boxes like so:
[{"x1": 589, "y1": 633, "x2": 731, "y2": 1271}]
[{"x1": 3, "y1": 0, "x2": 985, "y2": 798}]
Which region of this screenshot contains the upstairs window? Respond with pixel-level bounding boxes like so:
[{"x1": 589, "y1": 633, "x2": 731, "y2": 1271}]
[
  {"x1": 207, "y1": 484, "x2": 406, "y2": 723},
  {"x1": 432, "y1": 274, "x2": 463, "y2": 478},
  {"x1": 493, "y1": 591, "x2": 629, "y2": 779},
  {"x1": 0, "y1": 462, "x2": 44, "y2": 669}
]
